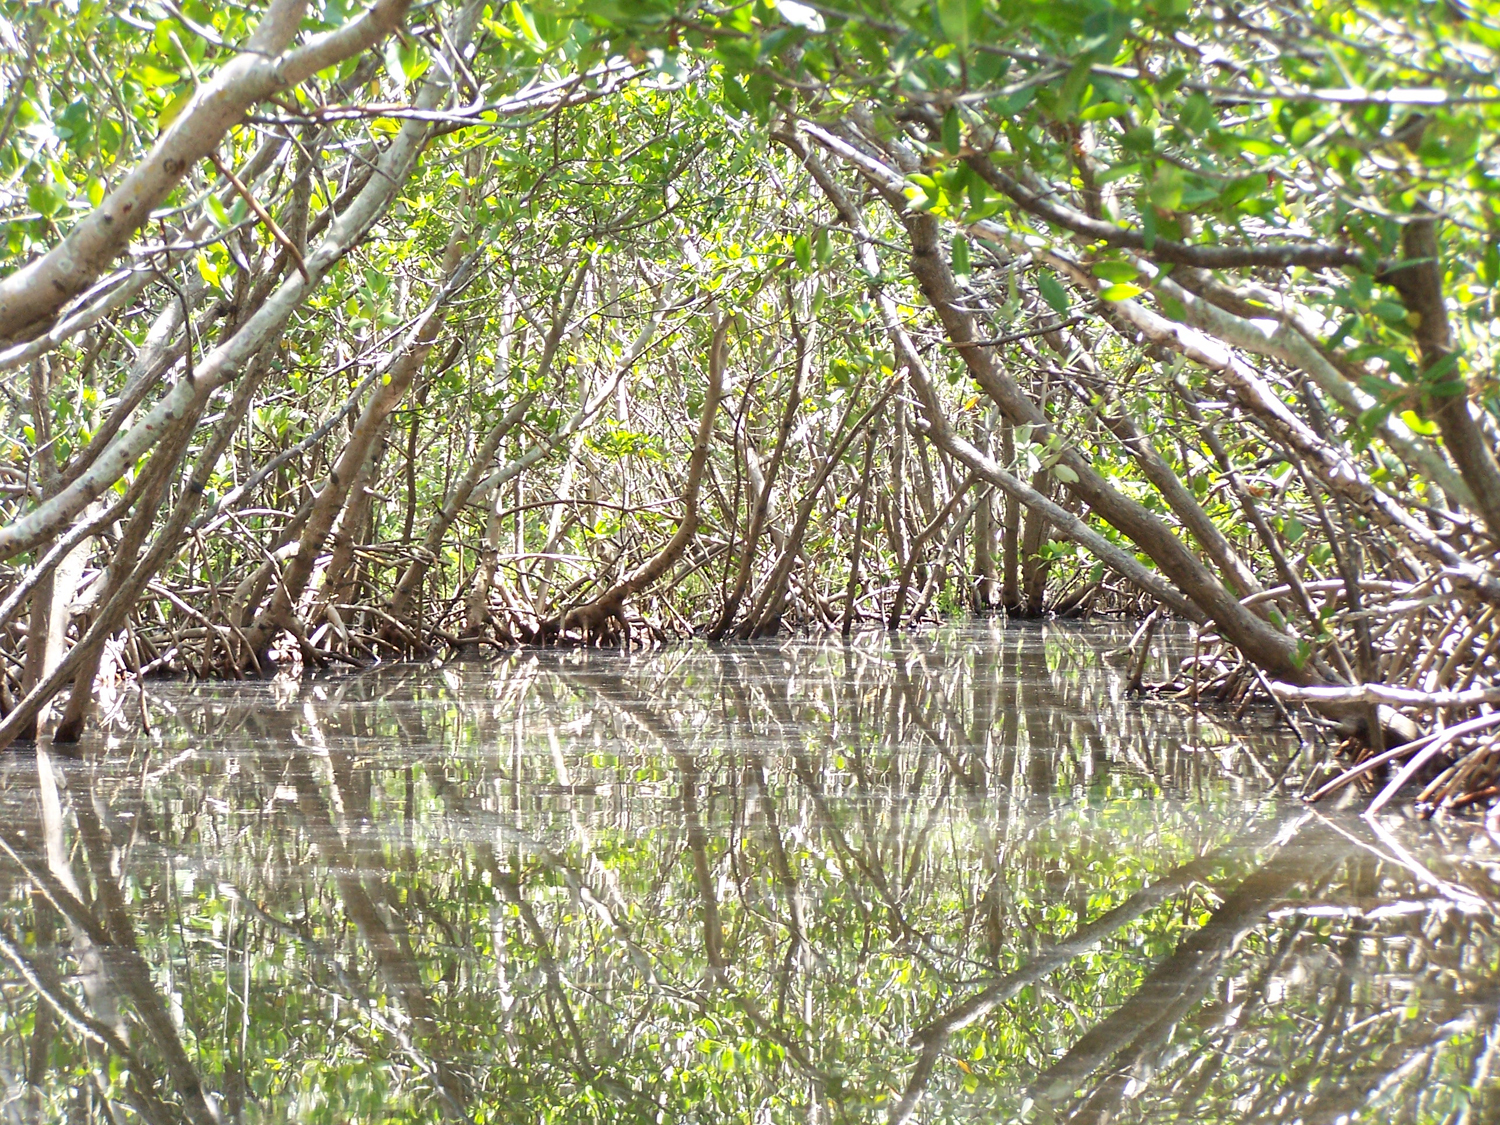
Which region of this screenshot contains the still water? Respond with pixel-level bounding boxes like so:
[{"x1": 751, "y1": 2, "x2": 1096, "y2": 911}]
[{"x1": 1, "y1": 621, "x2": 1497, "y2": 1124}]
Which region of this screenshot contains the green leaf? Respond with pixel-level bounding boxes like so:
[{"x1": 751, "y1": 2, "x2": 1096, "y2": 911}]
[
  {"x1": 1148, "y1": 165, "x2": 1186, "y2": 212},
  {"x1": 508, "y1": 2, "x2": 546, "y2": 51},
  {"x1": 1140, "y1": 205, "x2": 1158, "y2": 250},
  {"x1": 1036, "y1": 271, "x2": 1070, "y2": 315},
  {"x1": 942, "y1": 106, "x2": 962, "y2": 155},
  {"x1": 1216, "y1": 176, "x2": 1262, "y2": 209},
  {"x1": 905, "y1": 188, "x2": 934, "y2": 212},
  {"x1": 1482, "y1": 243, "x2": 1500, "y2": 287},
  {"x1": 56, "y1": 100, "x2": 89, "y2": 143},
  {"x1": 936, "y1": 0, "x2": 975, "y2": 50},
  {"x1": 951, "y1": 233, "x2": 971, "y2": 278},
  {"x1": 384, "y1": 37, "x2": 408, "y2": 85},
  {"x1": 962, "y1": 198, "x2": 1005, "y2": 223},
  {"x1": 1097, "y1": 162, "x2": 1142, "y2": 186},
  {"x1": 1122, "y1": 124, "x2": 1156, "y2": 154},
  {"x1": 154, "y1": 18, "x2": 183, "y2": 62},
  {"x1": 26, "y1": 182, "x2": 63, "y2": 219},
  {"x1": 398, "y1": 38, "x2": 430, "y2": 83},
  {"x1": 134, "y1": 63, "x2": 180, "y2": 88},
  {"x1": 1056, "y1": 58, "x2": 1093, "y2": 118},
  {"x1": 1180, "y1": 92, "x2": 1214, "y2": 133},
  {"x1": 815, "y1": 228, "x2": 832, "y2": 268},
  {"x1": 1399, "y1": 409, "x2": 1438, "y2": 435},
  {"x1": 195, "y1": 250, "x2": 220, "y2": 289},
  {"x1": 1052, "y1": 463, "x2": 1079, "y2": 483},
  {"x1": 1420, "y1": 350, "x2": 1461, "y2": 383},
  {"x1": 1099, "y1": 283, "x2": 1145, "y2": 301},
  {"x1": 1091, "y1": 261, "x2": 1139, "y2": 284},
  {"x1": 1000, "y1": 86, "x2": 1037, "y2": 115},
  {"x1": 1078, "y1": 101, "x2": 1129, "y2": 122},
  {"x1": 967, "y1": 176, "x2": 988, "y2": 211},
  {"x1": 158, "y1": 86, "x2": 194, "y2": 132},
  {"x1": 1326, "y1": 315, "x2": 1357, "y2": 347},
  {"x1": 721, "y1": 76, "x2": 754, "y2": 114},
  {"x1": 363, "y1": 267, "x2": 390, "y2": 297},
  {"x1": 716, "y1": 37, "x2": 759, "y2": 75},
  {"x1": 793, "y1": 234, "x2": 812, "y2": 272}
]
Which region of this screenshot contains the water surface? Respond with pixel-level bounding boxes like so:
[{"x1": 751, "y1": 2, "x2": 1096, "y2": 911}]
[{"x1": 2, "y1": 621, "x2": 1497, "y2": 1124}]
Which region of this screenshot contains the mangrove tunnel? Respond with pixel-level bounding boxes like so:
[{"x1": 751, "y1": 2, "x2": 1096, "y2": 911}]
[{"x1": 1, "y1": 0, "x2": 1500, "y2": 1119}]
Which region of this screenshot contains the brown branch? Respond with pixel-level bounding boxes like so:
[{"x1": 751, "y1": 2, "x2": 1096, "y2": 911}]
[
  {"x1": 962, "y1": 154, "x2": 1362, "y2": 272},
  {"x1": 207, "y1": 151, "x2": 310, "y2": 283}
]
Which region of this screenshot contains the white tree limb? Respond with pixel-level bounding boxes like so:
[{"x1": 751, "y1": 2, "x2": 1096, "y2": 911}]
[{"x1": 0, "y1": 0, "x2": 412, "y2": 343}]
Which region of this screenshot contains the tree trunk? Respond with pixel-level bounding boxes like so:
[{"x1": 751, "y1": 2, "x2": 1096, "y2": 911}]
[
  {"x1": 314, "y1": 423, "x2": 390, "y2": 636},
  {"x1": 240, "y1": 234, "x2": 466, "y2": 664},
  {"x1": 842, "y1": 429, "x2": 879, "y2": 635},
  {"x1": 1055, "y1": 331, "x2": 1262, "y2": 598},
  {"x1": 532, "y1": 432, "x2": 587, "y2": 617},
  {"x1": 1000, "y1": 422, "x2": 1021, "y2": 612},
  {"x1": 547, "y1": 316, "x2": 729, "y2": 644},
  {"x1": 889, "y1": 474, "x2": 975, "y2": 629},
  {"x1": 707, "y1": 323, "x2": 808, "y2": 640},
  {"x1": 740, "y1": 385, "x2": 894, "y2": 639},
  {"x1": 0, "y1": 0, "x2": 479, "y2": 569},
  {"x1": 785, "y1": 129, "x2": 1199, "y2": 623},
  {"x1": 1386, "y1": 210, "x2": 1500, "y2": 541},
  {"x1": 1019, "y1": 471, "x2": 1052, "y2": 617},
  {"x1": 394, "y1": 391, "x2": 534, "y2": 632},
  {"x1": 895, "y1": 208, "x2": 1304, "y2": 678},
  {"x1": 51, "y1": 357, "x2": 270, "y2": 743}
]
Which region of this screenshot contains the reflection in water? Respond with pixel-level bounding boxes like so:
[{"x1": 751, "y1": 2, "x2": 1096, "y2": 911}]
[{"x1": 1, "y1": 621, "x2": 1497, "y2": 1124}]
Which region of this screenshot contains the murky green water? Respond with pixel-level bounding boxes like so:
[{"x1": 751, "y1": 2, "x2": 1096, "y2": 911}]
[{"x1": 2, "y1": 622, "x2": 1498, "y2": 1124}]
